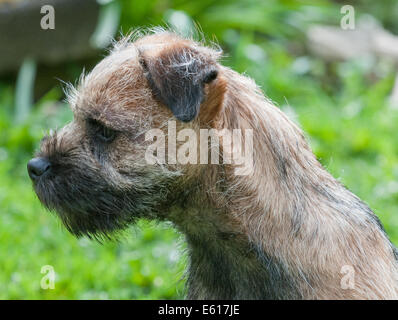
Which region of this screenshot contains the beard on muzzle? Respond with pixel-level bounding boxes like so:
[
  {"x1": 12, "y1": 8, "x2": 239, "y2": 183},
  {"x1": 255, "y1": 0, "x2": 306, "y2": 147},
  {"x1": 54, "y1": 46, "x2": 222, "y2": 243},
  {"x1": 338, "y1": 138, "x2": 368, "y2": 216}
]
[{"x1": 32, "y1": 169, "x2": 141, "y2": 239}]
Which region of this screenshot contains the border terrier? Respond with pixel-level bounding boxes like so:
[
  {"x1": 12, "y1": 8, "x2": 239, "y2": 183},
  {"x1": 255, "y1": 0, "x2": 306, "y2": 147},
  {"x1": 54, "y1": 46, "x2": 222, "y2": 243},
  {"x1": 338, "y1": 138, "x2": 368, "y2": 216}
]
[{"x1": 28, "y1": 29, "x2": 398, "y2": 299}]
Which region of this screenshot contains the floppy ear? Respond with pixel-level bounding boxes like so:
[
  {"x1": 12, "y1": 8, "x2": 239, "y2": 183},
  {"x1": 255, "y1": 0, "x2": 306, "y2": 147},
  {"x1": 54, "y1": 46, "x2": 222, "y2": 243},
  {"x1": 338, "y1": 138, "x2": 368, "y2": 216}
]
[{"x1": 140, "y1": 46, "x2": 218, "y2": 122}]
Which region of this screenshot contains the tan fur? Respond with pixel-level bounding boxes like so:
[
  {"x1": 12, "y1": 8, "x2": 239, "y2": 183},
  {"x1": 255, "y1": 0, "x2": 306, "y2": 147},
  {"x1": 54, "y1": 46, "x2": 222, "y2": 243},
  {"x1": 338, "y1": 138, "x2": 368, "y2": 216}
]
[{"x1": 211, "y1": 68, "x2": 398, "y2": 299}]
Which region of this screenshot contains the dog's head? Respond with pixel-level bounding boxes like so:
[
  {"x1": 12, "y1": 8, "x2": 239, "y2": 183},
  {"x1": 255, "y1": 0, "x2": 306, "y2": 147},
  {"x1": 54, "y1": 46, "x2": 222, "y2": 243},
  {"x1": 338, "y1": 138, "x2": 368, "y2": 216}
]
[{"x1": 27, "y1": 30, "x2": 226, "y2": 238}]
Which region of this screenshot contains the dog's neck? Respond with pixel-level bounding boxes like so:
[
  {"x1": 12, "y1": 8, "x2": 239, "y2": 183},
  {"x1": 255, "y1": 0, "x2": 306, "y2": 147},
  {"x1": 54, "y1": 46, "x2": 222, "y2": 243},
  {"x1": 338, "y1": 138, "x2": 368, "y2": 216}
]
[{"x1": 174, "y1": 68, "x2": 398, "y2": 299}]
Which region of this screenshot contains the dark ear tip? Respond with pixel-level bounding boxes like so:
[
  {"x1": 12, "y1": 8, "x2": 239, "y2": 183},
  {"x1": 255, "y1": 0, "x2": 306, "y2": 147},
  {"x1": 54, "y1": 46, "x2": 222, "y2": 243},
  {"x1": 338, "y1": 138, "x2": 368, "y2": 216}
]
[{"x1": 203, "y1": 69, "x2": 218, "y2": 84}]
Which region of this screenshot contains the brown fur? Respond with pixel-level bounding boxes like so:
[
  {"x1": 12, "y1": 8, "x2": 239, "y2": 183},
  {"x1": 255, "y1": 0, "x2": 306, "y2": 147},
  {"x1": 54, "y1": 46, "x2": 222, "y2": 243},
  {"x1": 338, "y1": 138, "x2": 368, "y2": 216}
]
[{"x1": 29, "y1": 29, "x2": 398, "y2": 299}]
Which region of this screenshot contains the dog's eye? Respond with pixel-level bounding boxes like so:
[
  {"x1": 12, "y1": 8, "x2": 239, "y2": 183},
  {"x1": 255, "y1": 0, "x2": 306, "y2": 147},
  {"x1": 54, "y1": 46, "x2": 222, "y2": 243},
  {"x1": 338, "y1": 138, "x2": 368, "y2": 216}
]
[
  {"x1": 99, "y1": 126, "x2": 116, "y2": 142},
  {"x1": 88, "y1": 119, "x2": 117, "y2": 143}
]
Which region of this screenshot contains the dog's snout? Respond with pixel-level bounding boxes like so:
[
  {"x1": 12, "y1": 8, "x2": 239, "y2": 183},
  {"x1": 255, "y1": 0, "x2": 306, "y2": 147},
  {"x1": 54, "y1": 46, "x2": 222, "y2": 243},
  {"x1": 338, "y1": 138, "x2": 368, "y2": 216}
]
[{"x1": 27, "y1": 157, "x2": 51, "y2": 181}]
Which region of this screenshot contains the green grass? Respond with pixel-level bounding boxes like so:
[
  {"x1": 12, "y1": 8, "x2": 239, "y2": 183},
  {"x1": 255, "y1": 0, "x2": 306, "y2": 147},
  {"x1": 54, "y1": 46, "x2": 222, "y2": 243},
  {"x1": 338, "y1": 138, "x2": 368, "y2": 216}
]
[{"x1": 1, "y1": 0, "x2": 398, "y2": 299}]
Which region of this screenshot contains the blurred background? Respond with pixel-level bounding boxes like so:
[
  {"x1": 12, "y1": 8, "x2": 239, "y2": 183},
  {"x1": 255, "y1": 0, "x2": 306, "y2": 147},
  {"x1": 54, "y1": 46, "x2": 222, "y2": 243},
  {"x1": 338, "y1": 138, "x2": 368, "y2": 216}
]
[{"x1": 1, "y1": 0, "x2": 398, "y2": 299}]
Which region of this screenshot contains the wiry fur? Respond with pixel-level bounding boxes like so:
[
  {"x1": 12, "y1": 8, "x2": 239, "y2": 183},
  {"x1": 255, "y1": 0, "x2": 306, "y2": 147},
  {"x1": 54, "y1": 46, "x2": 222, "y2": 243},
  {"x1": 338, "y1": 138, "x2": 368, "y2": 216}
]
[{"x1": 30, "y1": 29, "x2": 398, "y2": 299}]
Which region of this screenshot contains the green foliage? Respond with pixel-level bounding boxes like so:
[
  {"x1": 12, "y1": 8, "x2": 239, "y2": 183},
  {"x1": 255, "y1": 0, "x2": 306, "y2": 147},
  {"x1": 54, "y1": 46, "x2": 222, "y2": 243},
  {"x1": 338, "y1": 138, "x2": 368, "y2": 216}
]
[{"x1": 1, "y1": 0, "x2": 398, "y2": 299}]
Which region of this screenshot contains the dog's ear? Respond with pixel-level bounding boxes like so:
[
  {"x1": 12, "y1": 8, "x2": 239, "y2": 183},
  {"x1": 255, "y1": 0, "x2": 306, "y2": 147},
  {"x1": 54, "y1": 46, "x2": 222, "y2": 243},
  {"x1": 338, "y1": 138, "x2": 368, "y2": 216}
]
[{"x1": 140, "y1": 46, "x2": 218, "y2": 122}]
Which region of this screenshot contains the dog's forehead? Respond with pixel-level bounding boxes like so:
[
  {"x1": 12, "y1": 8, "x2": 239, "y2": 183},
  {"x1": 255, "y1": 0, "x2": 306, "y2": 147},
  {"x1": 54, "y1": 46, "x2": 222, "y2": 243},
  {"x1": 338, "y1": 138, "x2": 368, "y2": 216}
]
[
  {"x1": 84, "y1": 45, "x2": 140, "y2": 91},
  {"x1": 69, "y1": 33, "x2": 209, "y2": 129},
  {"x1": 71, "y1": 45, "x2": 155, "y2": 126}
]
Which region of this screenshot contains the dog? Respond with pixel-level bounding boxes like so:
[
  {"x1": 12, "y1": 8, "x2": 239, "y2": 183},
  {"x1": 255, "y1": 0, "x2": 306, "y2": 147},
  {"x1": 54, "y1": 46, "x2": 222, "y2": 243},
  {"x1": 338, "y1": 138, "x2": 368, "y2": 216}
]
[{"x1": 27, "y1": 28, "x2": 398, "y2": 299}]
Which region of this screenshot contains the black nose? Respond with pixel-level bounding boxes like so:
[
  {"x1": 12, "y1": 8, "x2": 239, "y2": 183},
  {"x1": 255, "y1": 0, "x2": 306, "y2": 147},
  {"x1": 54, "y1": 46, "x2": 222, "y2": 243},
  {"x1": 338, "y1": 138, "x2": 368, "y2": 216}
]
[{"x1": 27, "y1": 157, "x2": 51, "y2": 180}]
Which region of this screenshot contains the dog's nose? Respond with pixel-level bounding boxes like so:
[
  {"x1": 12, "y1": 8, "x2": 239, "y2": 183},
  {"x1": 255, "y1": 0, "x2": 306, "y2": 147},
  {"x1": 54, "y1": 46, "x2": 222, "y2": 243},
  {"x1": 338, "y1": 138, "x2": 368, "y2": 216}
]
[{"x1": 27, "y1": 157, "x2": 51, "y2": 180}]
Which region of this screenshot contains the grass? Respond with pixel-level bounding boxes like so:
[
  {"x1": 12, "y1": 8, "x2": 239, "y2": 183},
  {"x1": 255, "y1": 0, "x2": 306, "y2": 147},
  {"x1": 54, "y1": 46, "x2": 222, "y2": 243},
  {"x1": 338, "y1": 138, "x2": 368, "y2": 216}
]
[{"x1": 1, "y1": 0, "x2": 398, "y2": 299}]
